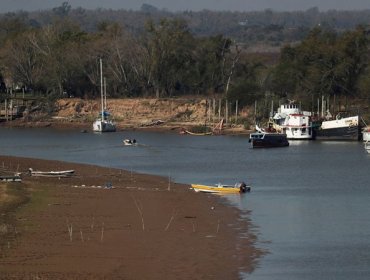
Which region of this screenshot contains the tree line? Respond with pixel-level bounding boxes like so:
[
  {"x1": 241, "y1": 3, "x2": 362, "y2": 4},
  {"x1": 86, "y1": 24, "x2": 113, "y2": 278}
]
[
  {"x1": 2, "y1": 3, "x2": 370, "y2": 45},
  {"x1": 0, "y1": 3, "x2": 369, "y2": 114},
  {"x1": 0, "y1": 17, "x2": 244, "y2": 99}
]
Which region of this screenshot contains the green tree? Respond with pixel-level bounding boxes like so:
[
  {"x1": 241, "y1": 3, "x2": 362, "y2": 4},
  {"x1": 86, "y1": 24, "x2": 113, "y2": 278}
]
[
  {"x1": 227, "y1": 55, "x2": 264, "y2": 106},
  {"x1": 144, "y1": 18, "x2": 195, "y2": 97},
  {"x1": 192, "y1": 35, "x2": 232, "y2": 94},
  {"x1": 269, "y1": 26, "x2": 369, "y2": 106},
  {"x1": 266, "y1": 46, "x2": 299, "y2": 98}
]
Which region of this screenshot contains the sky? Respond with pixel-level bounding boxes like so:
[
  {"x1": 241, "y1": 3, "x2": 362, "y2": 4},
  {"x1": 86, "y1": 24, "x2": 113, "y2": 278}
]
[{"x1": 1, "y1": 0, "x2": 370, "y2": 13}]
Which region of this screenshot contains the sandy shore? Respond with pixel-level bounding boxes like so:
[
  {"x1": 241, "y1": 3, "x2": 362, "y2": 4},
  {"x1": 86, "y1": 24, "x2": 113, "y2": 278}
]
[
  {"x1": 0, "y1": 155, "x2": 261, "y2": 279},
  {"x1": 0, "y1": 117, "x2": 251, "y2": 136}
]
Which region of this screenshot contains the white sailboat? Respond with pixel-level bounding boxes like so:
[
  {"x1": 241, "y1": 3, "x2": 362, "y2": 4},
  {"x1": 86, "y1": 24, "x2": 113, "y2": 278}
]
[{"x1": 93, "y1": 58, "x2": 116, "y2": 132}]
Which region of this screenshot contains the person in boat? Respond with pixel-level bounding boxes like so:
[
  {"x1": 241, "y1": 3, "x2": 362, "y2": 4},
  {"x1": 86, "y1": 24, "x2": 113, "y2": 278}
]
[
  {"x1": 132, "y1": 139, "x2": 136, "y2": 144},
  {"x1": 237, "y1": 181, "x2": 250, "y2": 193},
  {"x1": 266, "y1": 122, "x2": 277, "y2": 133}
]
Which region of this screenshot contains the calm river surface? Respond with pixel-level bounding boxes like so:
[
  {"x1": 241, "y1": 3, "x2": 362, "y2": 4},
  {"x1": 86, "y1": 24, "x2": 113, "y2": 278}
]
[{"x1": 1, "y1": 127, "x2": 370, "y2": 279}]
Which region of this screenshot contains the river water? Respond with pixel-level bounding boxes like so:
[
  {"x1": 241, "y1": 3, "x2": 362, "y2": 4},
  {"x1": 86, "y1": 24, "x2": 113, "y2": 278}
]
[{"x1": 1, "y1": 127, "x2": 370, "y2": 280}]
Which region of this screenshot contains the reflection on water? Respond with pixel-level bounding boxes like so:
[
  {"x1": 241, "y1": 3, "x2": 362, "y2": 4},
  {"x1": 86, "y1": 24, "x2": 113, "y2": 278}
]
[{"x1": 1, "y1": 127, "x2": 370, "y2": 280}]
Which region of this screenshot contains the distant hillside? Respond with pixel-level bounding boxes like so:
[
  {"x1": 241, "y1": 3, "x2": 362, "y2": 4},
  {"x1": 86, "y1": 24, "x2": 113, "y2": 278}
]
[{"x1": 1, "y1": 4, "x2": 370, "y2": 47}]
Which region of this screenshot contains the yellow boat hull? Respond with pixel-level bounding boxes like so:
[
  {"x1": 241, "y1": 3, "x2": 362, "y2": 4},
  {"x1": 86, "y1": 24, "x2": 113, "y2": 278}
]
[{"x1": 191, "y1": 184, "x2": 242, "y2": 194}]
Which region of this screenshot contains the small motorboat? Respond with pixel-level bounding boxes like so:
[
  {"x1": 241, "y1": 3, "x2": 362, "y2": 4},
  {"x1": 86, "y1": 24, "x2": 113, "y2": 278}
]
[
  {"x1": 28, "y1": 168, "x2": 75, "y2": 177},
  {"x1": 123, "y1": 139, "x2": 137, "y2": 146},
  {"x1": 180, "y1": 129, "x2": 212, "y2": 136},
  {"x1": 0, "y1": 174, "x2": 22, "y2": 182},
  {"x1": 191, "y1": 182, "x2": 251, "y2": 194}
]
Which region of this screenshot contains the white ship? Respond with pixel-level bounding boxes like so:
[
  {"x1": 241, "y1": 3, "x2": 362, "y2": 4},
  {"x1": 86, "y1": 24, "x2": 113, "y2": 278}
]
[{"x1": 271, "y1": 103, "x2": 314, "y2": 140}]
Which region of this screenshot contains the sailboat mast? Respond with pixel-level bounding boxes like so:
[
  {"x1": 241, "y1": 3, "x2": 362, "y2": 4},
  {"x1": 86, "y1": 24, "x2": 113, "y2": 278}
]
[
  {"x1": 104, "y1": 77, "x2": 107, "y2": 110},
  {"x1": 100, "y1": 58, "x2": 104, "y2": 120}
]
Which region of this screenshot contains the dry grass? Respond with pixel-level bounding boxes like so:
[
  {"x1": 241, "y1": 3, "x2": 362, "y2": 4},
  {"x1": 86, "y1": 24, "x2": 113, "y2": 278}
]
[{"x1": 0, "y1": 183, "x2": 7, "y2": 202}]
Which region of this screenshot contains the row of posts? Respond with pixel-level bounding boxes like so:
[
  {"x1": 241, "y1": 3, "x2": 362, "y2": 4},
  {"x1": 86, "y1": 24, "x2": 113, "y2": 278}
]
[
  {"x1": 204, "y1": 99, "x2": 240, "y2": 124},
  {"x1": 1, "y1": 88, "x2": 28, "y2": 121},
  {"x1": 1, "y1": 99, "x2": 14, "y2": 121}
]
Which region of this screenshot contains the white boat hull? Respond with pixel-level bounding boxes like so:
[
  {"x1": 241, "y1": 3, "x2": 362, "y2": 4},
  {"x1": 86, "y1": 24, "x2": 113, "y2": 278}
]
[
  {"x1": 283, "y1": 126, "x2": 313, "y2": 140},
  {"x1": 93, "y1": 59, "x2": 116, "y2": 133},
  {"x1": 123, "y1": 139, "x2": 137, "y2": 146},
  {"x1": 0, "y1": 175, "x2": 22, "y2": 182},
  {"x1": 363, "y1": 131, "x2": 370, "y2": 142},
  {"x1": 93, "y1": 120, "x2": 116, "y2": 132},
  {"x1": 29, "y1": 168, "x2": 75, "y2": 177}
]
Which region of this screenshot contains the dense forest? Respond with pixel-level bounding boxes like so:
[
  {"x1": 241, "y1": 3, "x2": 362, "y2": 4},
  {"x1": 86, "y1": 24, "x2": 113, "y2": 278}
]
[{"x1": 0, "y1": 2, "x2": 370, "y2": 115}]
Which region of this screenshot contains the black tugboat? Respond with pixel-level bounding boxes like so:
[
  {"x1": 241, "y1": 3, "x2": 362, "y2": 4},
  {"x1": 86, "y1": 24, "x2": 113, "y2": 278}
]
[
  {"x1": 249, "y1": 131, "x2": 289, "y2": 148},
  {"x1": 314, "y1": 114, "x2": 362, "y2": 141}
]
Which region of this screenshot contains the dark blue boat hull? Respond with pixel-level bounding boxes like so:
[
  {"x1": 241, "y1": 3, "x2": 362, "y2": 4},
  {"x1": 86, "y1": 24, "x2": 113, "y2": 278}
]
[
  {"x1": 250, "y1": 134, "x2": 289, "y2": 148},
  {"x1": 314, "y1": 125, "x2": 361, "y2": 141}
]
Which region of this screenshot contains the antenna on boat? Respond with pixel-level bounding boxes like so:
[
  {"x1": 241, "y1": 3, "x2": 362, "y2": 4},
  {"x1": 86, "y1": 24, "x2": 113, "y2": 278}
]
[{"x1": 270, "y1": 100, "x2": 274, "y2": 118}]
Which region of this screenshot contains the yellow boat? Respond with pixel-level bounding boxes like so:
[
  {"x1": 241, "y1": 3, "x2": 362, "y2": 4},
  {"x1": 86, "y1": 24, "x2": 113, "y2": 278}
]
[{"x1": 191, "y1": 182, "x2": 250, "y2": 194}]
